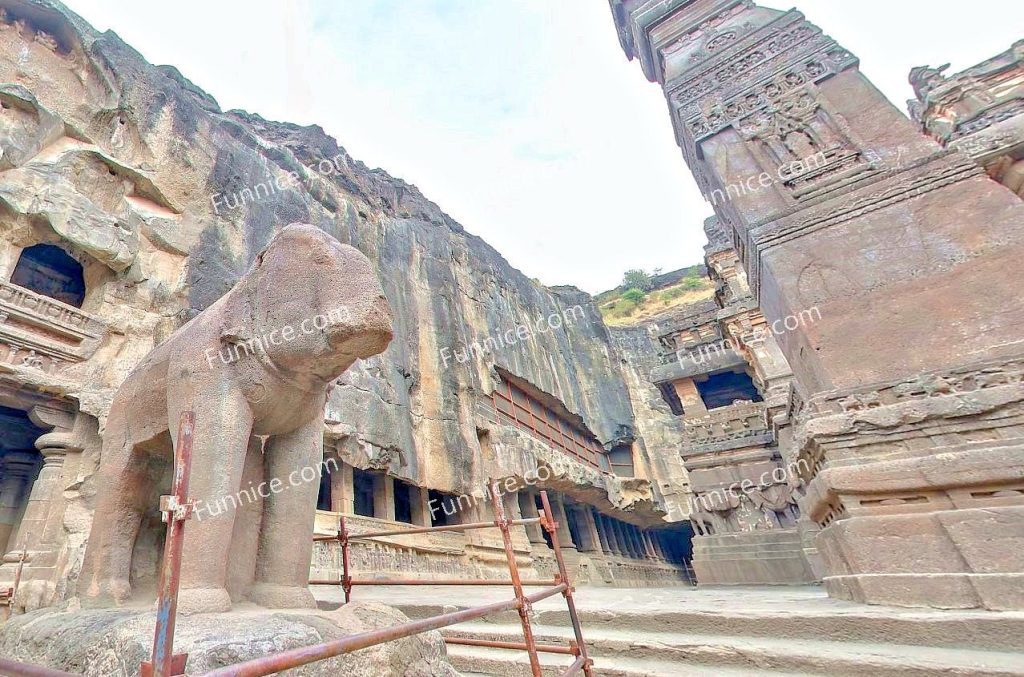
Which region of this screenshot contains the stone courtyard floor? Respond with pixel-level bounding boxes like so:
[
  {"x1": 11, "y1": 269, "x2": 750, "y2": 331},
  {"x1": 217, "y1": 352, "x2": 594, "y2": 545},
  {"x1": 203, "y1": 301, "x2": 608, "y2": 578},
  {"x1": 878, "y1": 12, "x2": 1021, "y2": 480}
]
[{"x1": 313, "y1": 582, "x2": 1023, "y2": 619}]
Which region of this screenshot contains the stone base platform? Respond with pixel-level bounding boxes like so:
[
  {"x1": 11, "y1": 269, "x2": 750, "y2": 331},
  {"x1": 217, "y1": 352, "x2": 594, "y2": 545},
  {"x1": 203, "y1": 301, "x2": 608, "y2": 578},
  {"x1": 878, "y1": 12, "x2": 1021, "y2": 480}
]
[
  {"x1": 0, "y1": 600, "x2": 457, "y2": 676},
  {"x1": 691, "y1": 529, "x2": 817, "y2": 585}
]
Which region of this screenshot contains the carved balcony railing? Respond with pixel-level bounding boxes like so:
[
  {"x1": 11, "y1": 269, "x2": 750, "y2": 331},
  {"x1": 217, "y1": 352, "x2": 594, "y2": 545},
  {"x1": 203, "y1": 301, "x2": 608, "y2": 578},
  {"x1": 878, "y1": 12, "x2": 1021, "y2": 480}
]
[
  {"x1": 681, "y1": 401, "x2": 773, "y2": 454},
  {"x1": 0, "y1": 280, "x2": 107, "y2": 376}
]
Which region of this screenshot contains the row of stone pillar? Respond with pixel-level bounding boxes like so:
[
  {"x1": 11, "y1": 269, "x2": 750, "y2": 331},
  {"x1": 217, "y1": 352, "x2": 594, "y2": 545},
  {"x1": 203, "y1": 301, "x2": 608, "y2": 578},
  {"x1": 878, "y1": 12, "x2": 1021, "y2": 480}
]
[
  {"x1": 320, "y1": 461, "x2": 676, "y2": 564},
  {"x1": 326, "y1": 462, "x2": 435, "y2": 527}
]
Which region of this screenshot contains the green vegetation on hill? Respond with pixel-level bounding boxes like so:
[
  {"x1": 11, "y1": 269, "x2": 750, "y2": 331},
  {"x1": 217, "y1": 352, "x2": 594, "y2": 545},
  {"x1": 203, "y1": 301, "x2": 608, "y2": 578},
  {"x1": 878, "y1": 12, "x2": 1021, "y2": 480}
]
[{"x1": 598, "y1": 265, "x2": 714, "y2": 326}]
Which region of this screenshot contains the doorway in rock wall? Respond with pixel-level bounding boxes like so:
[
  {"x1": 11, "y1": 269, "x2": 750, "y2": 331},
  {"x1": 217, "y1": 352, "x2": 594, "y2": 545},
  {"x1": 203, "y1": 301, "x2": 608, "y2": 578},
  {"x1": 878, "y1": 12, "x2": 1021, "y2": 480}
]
[{"x1": 0, "y1": 405, "x2": 44, "y2": 555}]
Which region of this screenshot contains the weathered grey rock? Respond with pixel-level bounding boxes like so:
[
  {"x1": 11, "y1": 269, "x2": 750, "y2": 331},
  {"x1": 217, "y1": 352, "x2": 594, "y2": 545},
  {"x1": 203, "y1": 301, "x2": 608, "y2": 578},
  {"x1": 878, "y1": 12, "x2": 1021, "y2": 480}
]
[{"x1": 0, "y1": 601, "x2": 457, "y2": 676}]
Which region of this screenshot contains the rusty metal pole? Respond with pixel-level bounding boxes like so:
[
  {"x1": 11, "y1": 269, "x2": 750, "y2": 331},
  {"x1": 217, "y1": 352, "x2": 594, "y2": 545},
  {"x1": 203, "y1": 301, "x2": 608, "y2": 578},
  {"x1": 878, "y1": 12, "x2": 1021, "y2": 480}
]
[
  {"x1": 141, "y1": 411, "x2": 196, "y2": 677},
  {"x1": 339, "y1": 515, "x2": 351, "y2": 604},
  {"x1": 489, "y1": 479, "x2": 543, "y2": 677},
  {"x1": 539, "y1": 491, "x2": 593, "y2": 677}
]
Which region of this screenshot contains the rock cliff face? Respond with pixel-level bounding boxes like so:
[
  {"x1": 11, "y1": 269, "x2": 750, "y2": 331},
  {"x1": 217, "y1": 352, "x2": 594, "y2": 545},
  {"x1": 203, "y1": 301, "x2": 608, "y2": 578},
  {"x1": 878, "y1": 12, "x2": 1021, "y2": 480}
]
[{"x1": 0, "y1": 0, "x2": 654, "y2": 505}]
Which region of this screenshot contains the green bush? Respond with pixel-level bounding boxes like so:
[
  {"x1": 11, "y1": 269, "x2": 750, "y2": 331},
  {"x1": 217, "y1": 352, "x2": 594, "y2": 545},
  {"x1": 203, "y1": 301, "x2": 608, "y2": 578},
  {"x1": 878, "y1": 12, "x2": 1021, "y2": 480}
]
[
  {"x1": 681, "y1": 276, "x2": 704, "y2": 291},
  {"x1": 622, "y1": 287, "x2": 646, "y2": 303},
  {"x1": 662, "y1": 287, "x2": 685, "y2": 300},
  {"x1": 622, "y1": 269, "x2": 654, "y2": 292}
]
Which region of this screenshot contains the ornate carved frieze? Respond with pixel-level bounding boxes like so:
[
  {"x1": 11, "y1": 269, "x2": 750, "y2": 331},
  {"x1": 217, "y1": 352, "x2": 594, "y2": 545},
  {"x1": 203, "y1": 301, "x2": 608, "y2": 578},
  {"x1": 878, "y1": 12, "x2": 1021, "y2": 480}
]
[
  {"x1": 949, "y1": 98, "x2": 1024, "y2": 141},
  {"x1": 681, "y1": 400, "x2": 772, "y2": 453},
  {"x1": 0, "y1": 281, "x2": 106, "y2": 375},
  {"x1": 793, "y1": 356, "x2": 1024, "y2": 497},
  {"x1": 809, "y1": 357, "x2": 1024, "y2": 419},
  {"x1": 668, "y1": 11, "x2": 856, "y2": 120}
]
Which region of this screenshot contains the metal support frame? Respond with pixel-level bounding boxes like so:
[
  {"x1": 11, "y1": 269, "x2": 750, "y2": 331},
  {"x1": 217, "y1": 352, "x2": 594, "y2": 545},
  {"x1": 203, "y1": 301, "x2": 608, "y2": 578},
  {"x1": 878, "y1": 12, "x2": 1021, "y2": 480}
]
[
  {"x1": 309, "y1": 482, "x2": 594, "y2": 676},
  {"x1": 140, "y1": 411, "x2": 196, "y2": 677},
  {"x1": 0, "y1": 453, "x2": 596, "y2": 676}
]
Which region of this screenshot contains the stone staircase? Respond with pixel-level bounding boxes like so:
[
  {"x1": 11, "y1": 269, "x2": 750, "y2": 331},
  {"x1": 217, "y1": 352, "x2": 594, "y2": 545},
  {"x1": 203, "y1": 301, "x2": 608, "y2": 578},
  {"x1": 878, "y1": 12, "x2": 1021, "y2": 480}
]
[{"x1": 392, "y1": 597, "x2": 1024, "y2": 676}]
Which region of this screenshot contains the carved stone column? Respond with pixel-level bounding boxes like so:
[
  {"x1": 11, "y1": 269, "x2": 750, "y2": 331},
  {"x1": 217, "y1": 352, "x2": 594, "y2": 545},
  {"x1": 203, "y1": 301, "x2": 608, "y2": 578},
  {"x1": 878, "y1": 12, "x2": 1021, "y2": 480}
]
[
  {"x1": 550, "y1": 495, "x2": 577, "y2": 552},
  {"x1": 329, "y1": 461, "x2": 354, "y2": 514},
  {"x1": 4, "y1": 432, "x2": 76, "y2": 562},
  {"x1": 597, "y1": 513, "x2": 621, "y2": 556},
  {"x1": 610, "y1": 0, "x2": 1024, "y2": 610},
  {"x1": 611, "y1": 520, "x2": 634, "y2": 558},
  {"x1": 409, "y1": 485, "x2": 432, "y2": 527},
  {"x1": 573, "y1": 505, "x2": 603, "y2": 554},
  {"x1": 517, "y1": 490, "x2": 547, "y2": 545},
  {"x1": 0, "y1": 452, "x2": 39, "y2": 554},
  {"x1": 590, "y1": 509, "x2": 611, "y2": 554},
  {"x1": 372, "y1": 474, "x2": 395, "y2": 522}
]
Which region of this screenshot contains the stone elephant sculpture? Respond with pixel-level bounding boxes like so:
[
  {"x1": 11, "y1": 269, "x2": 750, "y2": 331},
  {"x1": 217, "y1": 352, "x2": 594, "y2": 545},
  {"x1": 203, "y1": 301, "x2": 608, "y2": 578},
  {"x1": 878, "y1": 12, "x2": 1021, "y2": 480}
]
[{"x1": 79, "y1": 223, "x2": 393, "y2": 613}]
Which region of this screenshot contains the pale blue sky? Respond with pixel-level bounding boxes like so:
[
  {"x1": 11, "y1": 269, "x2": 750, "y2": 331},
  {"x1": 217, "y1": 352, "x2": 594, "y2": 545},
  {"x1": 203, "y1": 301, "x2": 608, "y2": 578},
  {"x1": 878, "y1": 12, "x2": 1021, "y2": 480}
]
[{"x1": 65, "y1": 1, "x2": 1024, "y2": 293}]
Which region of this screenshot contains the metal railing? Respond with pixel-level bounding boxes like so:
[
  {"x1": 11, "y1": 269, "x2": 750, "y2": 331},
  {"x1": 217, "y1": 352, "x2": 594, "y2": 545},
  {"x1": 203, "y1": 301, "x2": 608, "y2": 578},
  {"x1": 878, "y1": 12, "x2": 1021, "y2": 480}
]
[
  {"x1": 305, "y1": 480, "x2": 595, "y2": 677},
  {"x1": 0, "y1": 413, "x2": 594, "y2": 677}
]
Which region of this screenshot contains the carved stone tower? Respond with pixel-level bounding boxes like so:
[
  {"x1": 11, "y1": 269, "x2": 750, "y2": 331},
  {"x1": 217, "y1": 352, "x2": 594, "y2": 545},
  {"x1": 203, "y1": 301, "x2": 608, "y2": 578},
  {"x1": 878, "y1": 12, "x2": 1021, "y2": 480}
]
[{"x1": 610, "y1": 0, "x2": 1024, "y2": 609}]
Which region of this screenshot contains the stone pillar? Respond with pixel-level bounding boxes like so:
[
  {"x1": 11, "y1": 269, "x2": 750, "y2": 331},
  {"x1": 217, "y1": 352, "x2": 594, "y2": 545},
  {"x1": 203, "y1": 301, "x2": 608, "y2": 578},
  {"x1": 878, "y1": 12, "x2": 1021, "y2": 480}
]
[
  {"x1": 672, "y1": 378, "x2": 707, "y2": 416},
  {"x1": 622, "y1": 524, "x2": 638, "y2": 557},
  {"x1": 551, "y1": 495, "x2": 577, "y2": 551},
  {"x1": 610, "y1": 519, "x2": 632, "y2": 558},
  {"x1": 610, "y1": 0, "x2": 1024, "y2": 610},
  {"x1": 638, "y1": 532, "x2": 655, "y2": 557},
  {"x1": 410, "y1": 485, "x2": 432, "y2": 526},
  {"x1": 372, "y1": 474, "x2": 395, "y2": 522},
  {"x1": 330, "y1": 461, "x2": 354, "y2": 514},
  {"x1": 597, "y1": 514, "x2": 621, "y2": 556},
  {"x1": 574, "y1": 506, "x2": 603, "y2": 554},
  {"x1": 0, "y1": 452, "x2": 37, "y2": 554},
  {"x1": 593, "y1": 508, "x2": 606, "y2": 553},
  {"x1": 518, "y1": 491, "x2": 547, "y2": 545},
  {"x1": 4, "y1": 433, "x2": 73, "y2": 561}
]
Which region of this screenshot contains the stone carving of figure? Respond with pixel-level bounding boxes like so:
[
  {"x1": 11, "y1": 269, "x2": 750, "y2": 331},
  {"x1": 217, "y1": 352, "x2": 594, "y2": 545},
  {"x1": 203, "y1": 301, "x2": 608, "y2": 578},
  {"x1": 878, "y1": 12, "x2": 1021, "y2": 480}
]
[{"x1": 909, "y1": 63, "x2": 950, "y2": 101}]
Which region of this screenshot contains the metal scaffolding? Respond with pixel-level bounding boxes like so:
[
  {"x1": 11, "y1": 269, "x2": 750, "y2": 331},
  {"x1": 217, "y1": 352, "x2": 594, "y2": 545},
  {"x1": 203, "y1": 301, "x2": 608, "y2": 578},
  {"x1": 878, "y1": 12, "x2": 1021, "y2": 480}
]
[
  {"x1": 300, "y1": 479, "x2": 595, "y2": 677},
  {"x1": 0, "y1": 412, "x2": 594, "y2": 677}
]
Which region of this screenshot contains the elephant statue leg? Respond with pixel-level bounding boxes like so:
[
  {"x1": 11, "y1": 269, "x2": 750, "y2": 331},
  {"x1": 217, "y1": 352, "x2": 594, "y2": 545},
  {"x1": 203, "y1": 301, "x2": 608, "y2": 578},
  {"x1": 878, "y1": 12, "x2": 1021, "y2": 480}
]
[
  {"x1": 79, "y1": 433, "x2": 153, "y2": 607},
  {"x1": 173, "y1": 392, "x2": 254, "y2": 614},
  {"x1": 226, "y1": 436, "x2": 265, "y2": 602},
  {"x1": 248, "y1": 417, "x2": 321, "y2": 609}
]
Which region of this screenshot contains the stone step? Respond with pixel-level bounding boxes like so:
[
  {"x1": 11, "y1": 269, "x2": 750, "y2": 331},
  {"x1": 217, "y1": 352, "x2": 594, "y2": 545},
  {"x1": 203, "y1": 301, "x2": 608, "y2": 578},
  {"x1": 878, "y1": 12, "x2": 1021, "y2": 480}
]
[
  {"x1": 392, "y1": 601, "x2": 1024, "y2": 652},
  {"x1": 441, "y1": 623, "x2": 1024, "y2": 676},
  {"x1": 445, "y1": 644, "x2": 813, "y2": 677}
]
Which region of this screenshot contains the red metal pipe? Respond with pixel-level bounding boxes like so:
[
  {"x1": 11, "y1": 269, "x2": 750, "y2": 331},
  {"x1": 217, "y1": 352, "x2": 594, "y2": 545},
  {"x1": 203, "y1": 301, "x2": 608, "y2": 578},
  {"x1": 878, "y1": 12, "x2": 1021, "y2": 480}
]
[
  {"x1": 200, "y1": 585, "x2": 566, "y2": 677},
  {"x1": 310, "y1": 578, "x2": 559, "y2": 586},
  {"x1": 540, "y1": 491, "x2": 594, "y2": 677},
  {"x1": 142, "y1": 411, "x2": 195, "y2": 677},
  {"x1": 340, "y1": 517, "x2": 541, "y2": 540},
  {"x1": 0, "y1": 657, "x2": 80, "y2": 677},
  {"x1": 490, "y1": 479, "x2": 543, "y2": 677},
  {"x1": 444, "y1": 637, "x2": 576, "y2": 655},
  {"x1": 339, "y1": 515, "x2": 351, "y2": 604}
]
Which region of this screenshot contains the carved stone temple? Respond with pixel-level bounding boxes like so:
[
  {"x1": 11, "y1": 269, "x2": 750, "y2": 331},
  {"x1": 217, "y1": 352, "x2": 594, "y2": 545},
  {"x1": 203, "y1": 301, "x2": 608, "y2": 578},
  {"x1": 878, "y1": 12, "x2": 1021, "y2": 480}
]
[
  {"x1": 1, "y1": 0, "x2": 1024, "y2": 673},
  {"x1": 609, "y1": 0, "x2": 1024, "y2": 610}
]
